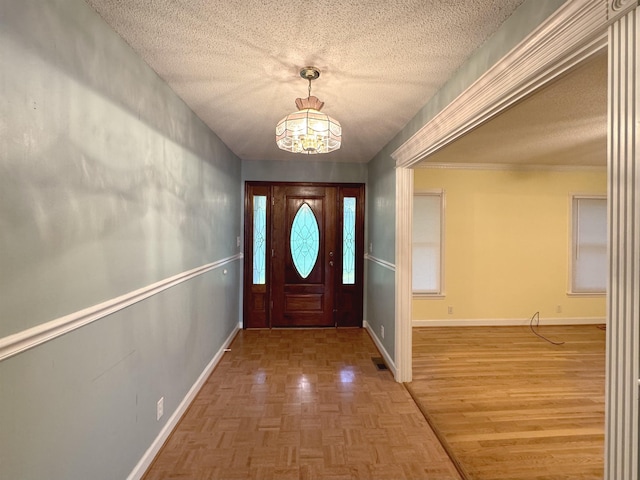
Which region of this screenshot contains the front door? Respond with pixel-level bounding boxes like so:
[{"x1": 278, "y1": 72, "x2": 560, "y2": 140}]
[
  {"x1": 272, "y1": 184, "x2": 335, "y2": 327},
  {"x1": 244, "y1": 182, "x2": 364, "y2": 328}
]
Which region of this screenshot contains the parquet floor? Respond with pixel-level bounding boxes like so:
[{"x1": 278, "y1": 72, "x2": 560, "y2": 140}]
[
  {"x1": 407, "y1": 325, "x2": 606, "y2": 480},
  {"x1": 143, "y1": 328, "x2": 462, "y2": 480}
]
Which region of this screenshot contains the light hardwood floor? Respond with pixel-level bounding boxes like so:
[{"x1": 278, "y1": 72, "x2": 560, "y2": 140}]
[
  {"x1": 143, "y1": 328, "x2": 462, "y2": 480},
  {"x1": 407, "y1": 325, "x2": 606, "y2": 480}
]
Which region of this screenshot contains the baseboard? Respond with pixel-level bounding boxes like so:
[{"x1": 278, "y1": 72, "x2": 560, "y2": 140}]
[
  {"x1": 413, "y1": 317, "x2": 606, "y2": 327},
  {"x1": 363, "y1": 321, "x2": 397, "y2": 378},
  {"x1": 127, "y1": 325, "x2": 240, "y2": 480}
]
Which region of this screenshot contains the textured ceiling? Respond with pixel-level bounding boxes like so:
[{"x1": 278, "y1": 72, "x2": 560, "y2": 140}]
[
  {"x1": 85, "y1": 0, "x2": 528, "y2": 163},
  {"x1": 424, "y1": 51, "x2": 608, "y2": 167}
]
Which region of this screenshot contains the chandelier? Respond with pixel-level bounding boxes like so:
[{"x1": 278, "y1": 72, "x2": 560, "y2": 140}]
[{"x1": 275, "y1": 67, "x2": 342, "y2": 154}]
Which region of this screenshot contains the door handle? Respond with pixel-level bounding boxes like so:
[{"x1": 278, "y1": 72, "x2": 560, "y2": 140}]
[{"x1": 329, "y1": 260, "x2": 334, "y2": 267}]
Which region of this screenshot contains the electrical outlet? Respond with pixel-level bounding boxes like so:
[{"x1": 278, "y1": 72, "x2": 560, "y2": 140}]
[
  {"x1": 381, "y1": 325, "x2": 385, "y2": 339},
  {"x1": 447, "y1": 306, "x2": 453, "y2": 315},
  {"x1": 156, "y1": 397, "x2": 164, "y2": 421},
  {"x1": 556, "y1": 305, "x2": 562, "y2": 313},
  {"x1": 369, "y1": 242, "x2": 373, "y2": 254},
  {"x1": 236, "y1": 236, "x2": 241, "y2": 248}
]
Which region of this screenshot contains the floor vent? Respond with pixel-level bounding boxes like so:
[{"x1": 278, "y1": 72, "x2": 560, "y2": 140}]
[{"x1": 371, "y1": 357, "x2": 388, "y2": 370}]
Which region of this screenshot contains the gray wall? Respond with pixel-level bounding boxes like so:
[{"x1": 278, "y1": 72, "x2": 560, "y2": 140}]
[
  {"x1": 364, "y1": 0, "x2": 566, "y2": 361},
  {"x1": 242, "y1": 159, "x2": 367, "y2": 184},
  {"x1": 0, "y1": 1, "x2": 241, "y2": 478}
]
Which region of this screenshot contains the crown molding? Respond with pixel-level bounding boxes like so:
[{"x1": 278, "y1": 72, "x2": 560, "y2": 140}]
[
  {"x1": 414, "y1": 162, "x2": 607, "y2": 172},
  {"x1": 392, "y1": 0, "x2": 609, "y2": 168}
]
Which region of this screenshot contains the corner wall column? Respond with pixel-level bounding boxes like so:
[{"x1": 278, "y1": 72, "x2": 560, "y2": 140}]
[
  {"x1": 395, "y1": 166, "x2": 413, "y2": 382},
  {"x1": 606, "y1": 3, "x2": 640, "y2": 479}
]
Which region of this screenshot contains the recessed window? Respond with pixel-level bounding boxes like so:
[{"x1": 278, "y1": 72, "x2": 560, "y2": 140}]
[
  {"x1": 413, "y1": 192, "x2": 444, "y2": 295},
  {"x1": 571, "y1": 196, "x2": 606, "y2": 294}
]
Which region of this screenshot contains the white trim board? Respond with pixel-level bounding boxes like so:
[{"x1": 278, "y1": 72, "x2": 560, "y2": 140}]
[
  {"x1": 394, "y1": 167, "x2": 414, "y2": 383},
  {"x1": 413, "y1": 317, "x2": 606, "y2": 327},
  {"x1": 0, "y1": 254, "x2": 243, "y2": 362},
  {"x1": 363, "y1": 321, "x2": 397, "y2": 378},
  {"x1": 127, "y1": 325, "x2": 239, "y2": 480}
]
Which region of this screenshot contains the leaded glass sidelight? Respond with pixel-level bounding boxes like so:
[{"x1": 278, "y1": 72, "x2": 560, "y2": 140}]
[
  {"x1": 343, "y1": 197, "x2": 356, "y2": 284},
  {"x1": 290, "y1": 203, "x2": 319, "y2": 279},
  {"x1": 253, "y1": 196, "x2": 267, "y2": 284}
]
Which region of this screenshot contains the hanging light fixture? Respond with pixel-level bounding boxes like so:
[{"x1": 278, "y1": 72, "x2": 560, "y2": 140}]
[{"x1": 275, "y1": 67, "x2": 341, "y2": 154}]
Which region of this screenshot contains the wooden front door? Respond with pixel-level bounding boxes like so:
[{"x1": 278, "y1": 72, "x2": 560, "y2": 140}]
[
  {"x1": 272, "y1": 184, "x2": 335, "y2": 327},
  {"x1": 244, "y1": 182, "x2": 364, "y2": 328}
]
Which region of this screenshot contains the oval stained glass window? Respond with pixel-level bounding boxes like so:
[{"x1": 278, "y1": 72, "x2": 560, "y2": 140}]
[{"x1": 290, "y1": 203, "x2": 319, "y2": 279}]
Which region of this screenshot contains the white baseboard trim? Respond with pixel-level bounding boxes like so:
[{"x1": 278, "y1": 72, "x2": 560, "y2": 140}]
[
  {"x1": 363, "y1": 321, "x2": 397, "y2": 378},
  {"x1": 412, "y1": 317, "x2": 606, "y2": 327},
  {"x1": 127, "y1": 325, "x2": 239, "y2": 480},
  {"x1": 0, "y1": 254, "x2": 243, "y2": 362}
]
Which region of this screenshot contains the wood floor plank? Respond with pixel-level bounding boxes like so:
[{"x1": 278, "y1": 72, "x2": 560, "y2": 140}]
[
  {"x1": 143, "y1": 329, "x2": 461, "y2": 480},
  {"x1": 407, "y1": 325, "x2": 605, "y2": 480}
]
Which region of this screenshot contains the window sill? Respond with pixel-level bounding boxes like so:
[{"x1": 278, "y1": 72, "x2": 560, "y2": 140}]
[
  {"x1": 413, "y1": 293, "x2": 445, "y2": 299},
  {"x1": 566, "y1": 291, "x2": 606, "y2": 297}
]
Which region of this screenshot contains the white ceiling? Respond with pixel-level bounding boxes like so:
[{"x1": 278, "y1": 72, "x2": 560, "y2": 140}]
[{"x1": 85, "y1": 0, "x2": 530, "y2": 163}]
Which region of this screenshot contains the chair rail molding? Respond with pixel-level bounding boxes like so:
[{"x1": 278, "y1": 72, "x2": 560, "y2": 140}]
[
  {"x1": 364, "y1": 254, "x2": 396, "y2": 272},
  {"x1": 0, "y1": 254, "x2": 243, "y2": 362}
]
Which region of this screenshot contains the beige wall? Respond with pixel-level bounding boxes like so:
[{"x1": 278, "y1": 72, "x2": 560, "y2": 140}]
[{"x1": 413, "y1": 167, "x2": 607, "y2": 323}]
